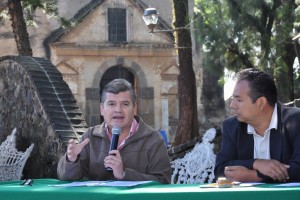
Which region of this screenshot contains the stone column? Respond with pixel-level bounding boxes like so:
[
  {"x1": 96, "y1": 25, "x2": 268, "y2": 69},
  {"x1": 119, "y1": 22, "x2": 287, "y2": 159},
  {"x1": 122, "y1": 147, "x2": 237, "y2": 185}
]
[{"x1": 161, "y1": 95, "x2": 169, "y2": 135}]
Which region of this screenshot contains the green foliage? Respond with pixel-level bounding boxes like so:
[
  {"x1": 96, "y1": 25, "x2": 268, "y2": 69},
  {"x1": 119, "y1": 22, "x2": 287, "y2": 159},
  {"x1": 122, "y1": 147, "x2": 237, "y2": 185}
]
[
  {"x1": 22, "y1": 0, "x2": 59, "y2": 26},
  {"x1": 0, "y1": 0, "x2": 64, "y2": 27},
  {"x1": 194, "y1": 0, "x2": 299, "y2": 101},
  {"x1": 294, "y1": 2, "x2": 300, "y2": 30},
  {"x1": 193, "y1": 0, "x2": 229, "y2": 75}
]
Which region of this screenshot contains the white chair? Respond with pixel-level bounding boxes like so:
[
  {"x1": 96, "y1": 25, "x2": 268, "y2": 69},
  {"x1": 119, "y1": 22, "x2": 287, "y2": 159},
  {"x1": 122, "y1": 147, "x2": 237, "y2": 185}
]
[
  {"x1": 171, "y1": 128, "x2": 216, "y2": 184},
  {"x1": 0, "y1": 128, "x2": 34, "y2": 181}
]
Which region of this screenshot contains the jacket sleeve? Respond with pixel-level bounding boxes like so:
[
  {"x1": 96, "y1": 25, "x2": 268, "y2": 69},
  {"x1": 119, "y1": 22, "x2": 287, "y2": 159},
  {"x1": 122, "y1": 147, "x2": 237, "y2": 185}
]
[
  {"x1": 283, "y1": 109, "x2": 300, "y2": 182},
  {"x1": 287, "y1": 132, "x2": 300, "y2": 182},
  {"x1": 214, "y1": 117, "x2": 255, "y2": 178},
  {"x1": 57, "y1": 129, "x2": 91, "y2": 180},
  {"x1": 57, "y1": 154, "x2": 83, "y2": 180}
]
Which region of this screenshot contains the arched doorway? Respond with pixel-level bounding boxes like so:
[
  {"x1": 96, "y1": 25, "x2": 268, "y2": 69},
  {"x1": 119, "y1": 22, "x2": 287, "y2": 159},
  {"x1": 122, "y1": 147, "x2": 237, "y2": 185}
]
[
  {"x1": 100, "y1": 65, "x2": 135, "y2": 92},
  {"x1": 99, "y1": 65, "x2": 136, "y2": 123}
]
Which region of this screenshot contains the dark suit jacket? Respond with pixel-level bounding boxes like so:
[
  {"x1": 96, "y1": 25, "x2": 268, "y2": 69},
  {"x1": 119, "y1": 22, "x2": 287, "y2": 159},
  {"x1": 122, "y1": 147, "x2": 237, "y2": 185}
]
[{"x1": 214, "y1": 103, "x2": 300, "y2": 182}]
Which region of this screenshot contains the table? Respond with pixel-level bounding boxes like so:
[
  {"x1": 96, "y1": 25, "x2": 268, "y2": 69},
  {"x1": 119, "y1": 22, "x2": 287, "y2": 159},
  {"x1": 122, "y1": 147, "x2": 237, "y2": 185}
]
[{"x1": 0, "y1": 179, "x2": 299, "y2": 200}]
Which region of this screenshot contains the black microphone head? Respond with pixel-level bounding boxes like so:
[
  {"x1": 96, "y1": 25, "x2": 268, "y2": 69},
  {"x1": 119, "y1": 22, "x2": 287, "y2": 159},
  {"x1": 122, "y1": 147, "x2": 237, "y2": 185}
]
[
  {"x1": 109, "y1": 127, "x2": 121, "y2": 151},
  {"x1": 112, "y1": 127, "x2": 121, "y2": 135}
]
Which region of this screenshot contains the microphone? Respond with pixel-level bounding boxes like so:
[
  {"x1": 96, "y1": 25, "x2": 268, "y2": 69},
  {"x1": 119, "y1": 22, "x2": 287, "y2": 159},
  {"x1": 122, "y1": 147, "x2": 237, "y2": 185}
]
[{"x1": 106, "y1": 127, "x2": 121, "y2": 172}]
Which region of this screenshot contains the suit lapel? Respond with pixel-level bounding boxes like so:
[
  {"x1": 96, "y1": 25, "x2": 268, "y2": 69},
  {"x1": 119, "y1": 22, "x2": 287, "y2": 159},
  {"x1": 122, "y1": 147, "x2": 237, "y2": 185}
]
[
  {"x1": 270, "y1": 129, "x2": 282, "y2": 160},
  {"x1": 270, "y1": 103, "x2": 282, "y2": 160},
  {"x1": 238, "y1": 123, "x2": 254, "y2": 159}
]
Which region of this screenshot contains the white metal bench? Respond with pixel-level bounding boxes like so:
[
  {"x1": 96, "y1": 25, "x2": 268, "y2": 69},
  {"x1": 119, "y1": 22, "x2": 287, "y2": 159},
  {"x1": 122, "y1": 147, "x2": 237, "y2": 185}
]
[
  {"x1": 171, "y1": 128, "x2": 216, "y2": 184},
  {"x1": 0, "y1": 128, "x2": 34, "y2": 181}
]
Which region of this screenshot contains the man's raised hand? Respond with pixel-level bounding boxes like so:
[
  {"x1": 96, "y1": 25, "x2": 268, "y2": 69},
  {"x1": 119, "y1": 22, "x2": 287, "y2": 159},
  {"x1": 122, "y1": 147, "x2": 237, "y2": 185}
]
[{"x1": 67, "y1": 138, "x2": 90, "y2": 162}]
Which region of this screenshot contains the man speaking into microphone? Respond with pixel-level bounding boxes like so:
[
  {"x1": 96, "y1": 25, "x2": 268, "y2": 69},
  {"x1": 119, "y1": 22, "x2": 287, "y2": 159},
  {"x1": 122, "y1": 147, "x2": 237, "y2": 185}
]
[{"x1": 57, "y1": 79, "x2": 172, "y2": 183}]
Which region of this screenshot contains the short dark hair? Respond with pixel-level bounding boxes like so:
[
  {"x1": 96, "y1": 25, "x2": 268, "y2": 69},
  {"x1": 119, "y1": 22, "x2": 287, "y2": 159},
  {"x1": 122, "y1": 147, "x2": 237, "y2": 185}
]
[
  {"x1": 100, "y1": 79, "x2": 136, "y2": 105},
  {"x1": 235, "y1": 68, "x2": 277, "y2": 107}
]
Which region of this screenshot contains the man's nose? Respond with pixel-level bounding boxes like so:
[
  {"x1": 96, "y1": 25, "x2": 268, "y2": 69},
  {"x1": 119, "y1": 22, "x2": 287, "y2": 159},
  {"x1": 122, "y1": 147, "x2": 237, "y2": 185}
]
[
  {"x1": 115, "y1": 104, "x2": 122, "y2": 111},
  {"x1": 229, "y1": 99, "x2": 236, "y2": 109}
]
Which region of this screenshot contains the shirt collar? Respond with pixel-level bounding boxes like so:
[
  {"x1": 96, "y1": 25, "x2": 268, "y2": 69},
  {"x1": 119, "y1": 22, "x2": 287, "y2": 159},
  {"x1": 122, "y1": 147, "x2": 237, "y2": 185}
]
[
  {"x1": 247, "y1": 103, "x2": 278, "y2": 134},
  {"x1": 269, "y1": 103, "x2": 278, "y2": 130},
  {"x1": 105, "y1": 118, "x2": 139, "y2": 138}
]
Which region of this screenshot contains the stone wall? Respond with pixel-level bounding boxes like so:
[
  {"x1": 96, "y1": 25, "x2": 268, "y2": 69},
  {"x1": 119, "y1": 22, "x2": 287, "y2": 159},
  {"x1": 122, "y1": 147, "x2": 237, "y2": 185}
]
[{"x1": 0, "y1": 56, "x2": 87, "y2": 179}]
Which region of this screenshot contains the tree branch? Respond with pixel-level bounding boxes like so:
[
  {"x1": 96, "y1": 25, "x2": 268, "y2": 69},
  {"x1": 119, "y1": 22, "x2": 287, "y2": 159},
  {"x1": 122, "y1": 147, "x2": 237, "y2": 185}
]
[{"x1": 227, "y1": 40, "x2": 254, "y2": 68}]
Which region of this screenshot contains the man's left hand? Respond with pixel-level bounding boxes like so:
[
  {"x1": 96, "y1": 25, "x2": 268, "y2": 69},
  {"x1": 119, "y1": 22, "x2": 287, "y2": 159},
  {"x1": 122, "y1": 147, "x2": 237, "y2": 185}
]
[
  {"x1": 104, "y1": 150, "x2": 125, "y2": 180},
  {"x1": 224, "y1": 166, "x2": 261, "y2": 182}
]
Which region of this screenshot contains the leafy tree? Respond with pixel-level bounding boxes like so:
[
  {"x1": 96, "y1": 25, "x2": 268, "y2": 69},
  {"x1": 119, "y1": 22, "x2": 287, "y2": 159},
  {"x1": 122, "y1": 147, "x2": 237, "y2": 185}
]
[
  {"x1": 293, "y1": 1, "x2": 300, "y2": 98},
  {"x1": 193, "y1": 0, "x2": 227, "y2": 132},
  {"x1": 2, "y1": 0, "x2": 59, "y2": 56},
  {"x1": 194, "y1": 0, "x2": 298, "y2": 103}
]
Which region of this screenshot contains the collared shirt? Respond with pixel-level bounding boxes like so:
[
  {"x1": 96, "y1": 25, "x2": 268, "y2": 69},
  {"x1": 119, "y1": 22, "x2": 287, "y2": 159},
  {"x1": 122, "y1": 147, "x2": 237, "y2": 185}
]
[
  {"x1": 105, "y1": 118, "x2": 139, "y2": 150},
  {"x1": 247, "y1": 104, "x2": 278, "y2": 159}
]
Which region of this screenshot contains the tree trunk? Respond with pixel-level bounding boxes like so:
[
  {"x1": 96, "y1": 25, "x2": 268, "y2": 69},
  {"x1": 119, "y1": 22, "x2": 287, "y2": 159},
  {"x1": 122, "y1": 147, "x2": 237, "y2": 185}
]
[
  {"x1": 275, "y1": 0, "x2": 295, "y2": 102},
  {"x1": 278, "y1": 41, "x2": 296, "y2": 102},
  {"x1": 7, "y1": 0, "x2": 32, "y2": 56},
  {"x1": 172, "y1": 0, "x2": 199, "y2": 146}
]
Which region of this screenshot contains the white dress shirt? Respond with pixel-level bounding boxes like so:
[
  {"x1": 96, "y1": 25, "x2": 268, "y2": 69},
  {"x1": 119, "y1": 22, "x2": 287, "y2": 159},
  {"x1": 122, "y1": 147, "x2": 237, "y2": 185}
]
[{"x1": 247, "y1": 104, "x2": 278, "y2": 159}]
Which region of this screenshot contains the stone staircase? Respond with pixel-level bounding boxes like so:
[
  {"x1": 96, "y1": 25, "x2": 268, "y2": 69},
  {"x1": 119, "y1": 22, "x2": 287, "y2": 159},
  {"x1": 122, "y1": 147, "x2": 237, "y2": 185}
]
[
  {"x1": 0, "y1": 56, "x2": 88, "y2": 178},
  {"x1": 3, "y1": 56, "x2": 87, "y2": 143}
]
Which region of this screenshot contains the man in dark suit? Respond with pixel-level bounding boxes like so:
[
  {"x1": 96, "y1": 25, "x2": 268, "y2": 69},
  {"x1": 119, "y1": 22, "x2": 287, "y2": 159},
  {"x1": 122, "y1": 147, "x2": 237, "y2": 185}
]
[{"x1": 215, "y1": 68, "x2": 300, "y2": 182}]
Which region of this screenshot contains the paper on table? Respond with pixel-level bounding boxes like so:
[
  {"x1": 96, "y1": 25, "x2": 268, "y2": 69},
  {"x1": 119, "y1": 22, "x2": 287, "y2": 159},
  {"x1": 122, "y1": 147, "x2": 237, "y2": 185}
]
[
  {"x1": 50, "y1": 181, "x2": 108, "y2": 187},
  {"x1": 50, "y1": 180, "x2": 153, "y2": 187},
  {"x1": 199, "y1": 182, "x2": 264, "y2": 188},
  {"x1": 274, "y1": 182, "x2": 300, "y2": 187},
  {"x1": 100, "y1": 181, "x2": 152, "y2": 187},
  {"x1": 238, "y1": 182, "x2": 265, "y2": 187}
]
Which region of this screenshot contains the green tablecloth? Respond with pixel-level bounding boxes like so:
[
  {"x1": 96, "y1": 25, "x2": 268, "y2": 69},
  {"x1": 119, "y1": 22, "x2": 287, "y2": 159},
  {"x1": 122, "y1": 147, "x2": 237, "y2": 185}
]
[{"x1": 0, "y1": 179, "x2": 300, "y2": 200}]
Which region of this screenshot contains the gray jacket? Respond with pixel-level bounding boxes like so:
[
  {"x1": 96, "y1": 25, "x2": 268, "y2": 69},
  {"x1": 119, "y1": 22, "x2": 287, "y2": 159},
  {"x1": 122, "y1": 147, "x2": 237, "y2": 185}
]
[{"x1": 57, "y1": 116, "x2": 172, "y2": 183}]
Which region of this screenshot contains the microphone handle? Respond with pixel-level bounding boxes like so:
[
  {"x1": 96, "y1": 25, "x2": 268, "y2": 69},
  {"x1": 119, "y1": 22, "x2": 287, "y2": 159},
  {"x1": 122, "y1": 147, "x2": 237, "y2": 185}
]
[
  {"x1": 109, "y1": 134, "x2": 119, "y2": 151},
  {"x1": 106, "y1": 134, "x2": 120, "y2": 172}
]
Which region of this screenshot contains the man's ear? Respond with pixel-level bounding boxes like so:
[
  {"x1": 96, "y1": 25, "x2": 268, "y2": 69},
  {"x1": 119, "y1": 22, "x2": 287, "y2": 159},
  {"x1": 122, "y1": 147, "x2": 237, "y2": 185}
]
[{"x1": 256, "y1": 96, "x2": 267, "y2": 110}]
